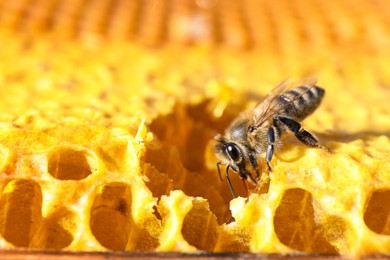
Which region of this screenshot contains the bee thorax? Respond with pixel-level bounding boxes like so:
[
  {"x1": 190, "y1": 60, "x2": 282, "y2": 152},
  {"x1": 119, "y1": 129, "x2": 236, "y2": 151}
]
[{"x1": 228, "y1": 119, "x2": 250, "y2": 141}]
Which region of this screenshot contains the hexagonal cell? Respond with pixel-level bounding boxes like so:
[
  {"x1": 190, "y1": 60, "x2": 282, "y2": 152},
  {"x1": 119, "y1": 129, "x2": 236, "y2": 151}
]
[
  {"x1": 90, "y1": 182, "x2": 159, "y2": 251},
  {"x1": 90, "y1": 182, "x2": 133, "y2": 251},
  {"x1": 181, "y1": 198, "x2": 219, "y2": 251},
  {"x1": 273, "y1": 188, "x2": 338, "y2": 254},
  {"x1": 47, "y1": 147, "x2": 93, "y2": 180},
  {"x1": 0, "y1": 179, "x2": 43, "y2": 247},
  {"x1": 30, "y1": 206, "x2": 76, "y2": 249},
  {"x1": 364, "y1": 189, "x2": 390, "y2": 235}
]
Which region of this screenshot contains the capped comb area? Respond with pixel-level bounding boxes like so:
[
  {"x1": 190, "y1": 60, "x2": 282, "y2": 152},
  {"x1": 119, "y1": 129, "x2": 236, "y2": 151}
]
[
  {"x1": 1, "y1": 0, "x2": 390, "y2": 257},
  {"x1": 0, "y1": 0, "x2": 389, "y2": 50}
]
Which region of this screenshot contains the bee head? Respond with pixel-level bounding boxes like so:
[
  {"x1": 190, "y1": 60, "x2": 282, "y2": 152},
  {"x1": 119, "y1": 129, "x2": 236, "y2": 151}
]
[{"x1": 214, "y1": 135, "x2": 245, "y2": 173}]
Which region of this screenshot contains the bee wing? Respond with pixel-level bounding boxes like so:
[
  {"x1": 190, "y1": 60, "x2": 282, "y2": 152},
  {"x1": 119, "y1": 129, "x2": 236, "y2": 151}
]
[{"x1": 251, "y1": 78, "x2": 318, "y2": 129}]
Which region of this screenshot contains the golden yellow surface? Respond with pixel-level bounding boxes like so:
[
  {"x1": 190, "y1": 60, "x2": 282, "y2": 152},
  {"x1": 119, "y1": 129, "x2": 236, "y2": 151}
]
[{"x1": 0, "y1": 0, "x2": 390, "y2": 256}]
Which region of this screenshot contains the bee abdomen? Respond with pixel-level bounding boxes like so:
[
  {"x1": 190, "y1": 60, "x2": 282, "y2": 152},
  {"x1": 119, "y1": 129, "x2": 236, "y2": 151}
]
[{"x1": 278, "y1": 86, "x2": 325, "y2": 121}]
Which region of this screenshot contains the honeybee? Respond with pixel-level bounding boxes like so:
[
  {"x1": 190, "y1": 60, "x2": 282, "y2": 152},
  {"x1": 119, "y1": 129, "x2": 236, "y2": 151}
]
[{"x1": 214, "y1": 79, "x2": 330, "y2": 198}]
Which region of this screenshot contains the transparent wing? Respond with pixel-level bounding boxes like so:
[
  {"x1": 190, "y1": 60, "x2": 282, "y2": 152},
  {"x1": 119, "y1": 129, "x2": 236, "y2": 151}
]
[{"x1": 250, "y1": 78, "x2": 318, "y2": 132}]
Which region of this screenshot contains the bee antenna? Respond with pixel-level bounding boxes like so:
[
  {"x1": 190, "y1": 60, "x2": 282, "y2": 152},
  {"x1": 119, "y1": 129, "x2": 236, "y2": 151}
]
[{"x1": 216, "y1": 162, "x2": 237, "y2": 199}]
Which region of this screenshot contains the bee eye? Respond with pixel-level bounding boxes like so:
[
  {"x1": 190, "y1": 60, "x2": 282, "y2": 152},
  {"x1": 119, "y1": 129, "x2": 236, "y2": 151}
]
[{"x1": 226, "y1": 143, "x2": 241, "y2": 162}]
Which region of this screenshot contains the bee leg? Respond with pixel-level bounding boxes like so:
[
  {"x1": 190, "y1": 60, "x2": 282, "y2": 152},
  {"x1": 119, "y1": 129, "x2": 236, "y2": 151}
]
[
  {"x1": 266, "y1": 127, "x2": 276, "y2": 172},
  {"x1": 216, "y1": 162, "x2": 226, "y2": 182},
  {"x1": 274, "y1": 116, "x2": 330, "y2": 152},
  {"x1": 241, "y1": 179, "x2": 250, "y2": 197},
  {"x1": 247, "y1": 172, "x2": 258, "y2": 185},
  {"x1": 249, "y1": 153, "x2": 260, "y2": 179}
]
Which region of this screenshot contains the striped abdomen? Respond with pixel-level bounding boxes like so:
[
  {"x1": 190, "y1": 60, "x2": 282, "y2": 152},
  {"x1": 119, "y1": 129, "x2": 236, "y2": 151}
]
[{"x1": 277, "y1": 86, "x2": 325, "y2": 121}]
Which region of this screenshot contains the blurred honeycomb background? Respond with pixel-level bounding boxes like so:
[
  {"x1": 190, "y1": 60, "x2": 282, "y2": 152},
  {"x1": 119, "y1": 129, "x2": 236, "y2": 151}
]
[{"x1": 0, "y1": 0, "x2": 390, "y2": 256}]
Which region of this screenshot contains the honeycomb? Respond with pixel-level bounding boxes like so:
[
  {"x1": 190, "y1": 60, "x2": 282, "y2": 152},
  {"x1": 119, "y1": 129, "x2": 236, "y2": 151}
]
[{"x1": 1, "y1": 0, "x2": 390, "y2": 257}]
